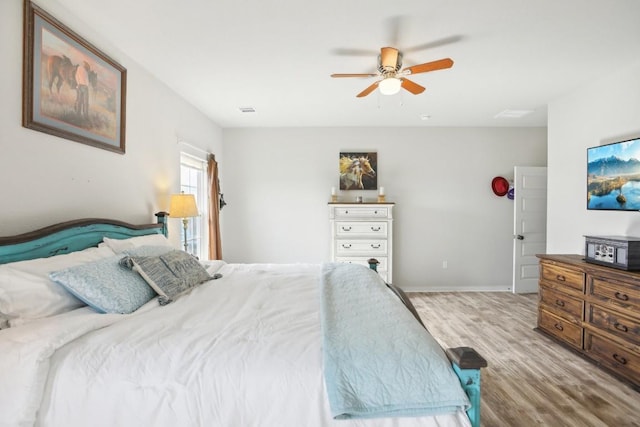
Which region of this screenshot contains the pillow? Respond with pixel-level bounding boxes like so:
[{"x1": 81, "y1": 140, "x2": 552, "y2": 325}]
[
  {"x1": 49, "y1": 255, "x2": 157, "y2": 314},
  {"x1": 121, "y1": 250, "x2": 211, "y2": 305},
  {"x1": 0, "y1": 245, "x2": 116, "y2": 326},
  {"x1": 123, "y1": 245, "x2": 176, "y2": 257},
  {"x1": 103, "y1": 234, "x2": 172, "y2": 253}
]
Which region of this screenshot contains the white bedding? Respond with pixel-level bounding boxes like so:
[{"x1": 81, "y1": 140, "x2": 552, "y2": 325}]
[{"x1": 0, "y1": 262, "x2": 471, "y2": 427}]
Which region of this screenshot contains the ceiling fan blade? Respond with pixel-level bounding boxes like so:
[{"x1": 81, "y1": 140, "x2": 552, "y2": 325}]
[
  {"x1": 331, "y1": 73, "x2": 378, "y2": 78},
  {"x1": 400, "y1": 78, "x2": 425, "y2": 94},
  {"x1": 331, "y1": 47, "x2": 378, "y2": 56},
  {"x1": 380, "y1": 47, "x2": 399, "y2": 69},
  {"x1": 404, "y1": 58, "x2": 454, "y2": 75},
  {"x1": 356, "y1": 81, "x2": 380, "y2": 98},
  {"x1": 385, "y1": 15, "x2": 404, "y2": 47},
  {"x1": 403, "y1": 35, "x2": 464, "y2": 53}
]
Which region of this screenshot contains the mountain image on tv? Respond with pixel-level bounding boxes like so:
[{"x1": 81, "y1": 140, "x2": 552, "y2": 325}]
[{"x1": 587, "y1": 138, "x2": 640, "y2": 210}]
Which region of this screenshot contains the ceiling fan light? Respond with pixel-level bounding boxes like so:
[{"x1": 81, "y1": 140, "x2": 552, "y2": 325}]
[{"x1": 378, "y1": 77, "x2": 401, "y2": 95}]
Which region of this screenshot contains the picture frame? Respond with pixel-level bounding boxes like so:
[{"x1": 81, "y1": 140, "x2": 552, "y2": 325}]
[
  {"x1": 22, "y1": 1, "x2": 127, "y2": 154},
  {"x1": 339, "y1": 151, "x2": 378, "y2": 190}
]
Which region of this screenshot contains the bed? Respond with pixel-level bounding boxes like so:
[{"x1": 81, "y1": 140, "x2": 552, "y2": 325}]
[{"x1": 0, "y1": 215, "x2": 486, "y2": 427}]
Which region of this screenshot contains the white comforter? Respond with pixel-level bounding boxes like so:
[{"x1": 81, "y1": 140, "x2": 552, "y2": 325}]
[{"x1": 0, "y1": 262, "x2": 470, "y2": 427}]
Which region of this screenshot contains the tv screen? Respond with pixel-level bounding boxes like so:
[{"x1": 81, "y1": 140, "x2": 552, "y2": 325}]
[{"x1": 587, "y1": 137, "x2": 640, "y2": 211}]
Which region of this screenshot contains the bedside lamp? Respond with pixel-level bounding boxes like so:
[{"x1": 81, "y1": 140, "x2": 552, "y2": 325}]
[{"x1": 169, "y1": 192, "x2": 199, "y2": 252}]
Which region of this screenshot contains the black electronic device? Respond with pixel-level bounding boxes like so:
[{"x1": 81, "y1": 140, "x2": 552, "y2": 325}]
[{"x1": 584, "y1": 235, "x2": 640, "y2": 270}]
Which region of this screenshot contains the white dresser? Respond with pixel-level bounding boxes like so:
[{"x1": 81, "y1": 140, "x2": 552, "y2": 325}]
[{"x1": 328, "y1": 203, "x2": 394, "y2": 283}]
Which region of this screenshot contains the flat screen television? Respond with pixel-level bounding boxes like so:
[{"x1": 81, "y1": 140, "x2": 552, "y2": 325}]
[{"x1": 587, "y1": 137, "x2": 640, "y2": 211}]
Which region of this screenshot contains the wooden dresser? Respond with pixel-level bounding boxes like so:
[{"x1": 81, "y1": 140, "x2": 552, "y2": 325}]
[
  {"x1": 537, "y1": 254, "x2": 640, "y2": 390},
  {"x1": 328, "y1": 203, "x2": 394, "y2": 283}
]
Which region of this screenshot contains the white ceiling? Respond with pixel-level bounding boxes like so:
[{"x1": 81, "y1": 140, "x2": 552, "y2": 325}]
[{"x1": 55, "y1": 0, "x2": 640, "y2": 128}]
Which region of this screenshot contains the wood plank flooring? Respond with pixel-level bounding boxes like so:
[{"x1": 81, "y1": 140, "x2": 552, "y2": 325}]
[{"x1": 408, "y1": 292, "x2": 640, "y2": 427}]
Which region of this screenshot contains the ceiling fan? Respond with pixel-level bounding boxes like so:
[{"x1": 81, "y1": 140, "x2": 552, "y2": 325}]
[{"x1": 330, "y1": 47, "x2": 453, "y2": 98}]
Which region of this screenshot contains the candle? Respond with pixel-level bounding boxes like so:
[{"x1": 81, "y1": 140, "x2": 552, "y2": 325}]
[
  {"x1": 379, "y1": 186, "x2": 385, "y2": 196},
  {"x1": 331, "y1": 187, "x2": 336, "y2": 196}
]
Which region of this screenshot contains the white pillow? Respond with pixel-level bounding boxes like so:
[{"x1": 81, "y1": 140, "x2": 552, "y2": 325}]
[
  {"x1": 0, "y1": 245, "x2": 116, "y2": 326},
  {"x1": 102, "y1": 234, "x2": 172, "y2": 253}
]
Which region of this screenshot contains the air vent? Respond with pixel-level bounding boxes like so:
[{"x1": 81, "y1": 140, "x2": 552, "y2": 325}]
[{"x1": 494, "y1": 109, "x2": 533, "y2": 119}]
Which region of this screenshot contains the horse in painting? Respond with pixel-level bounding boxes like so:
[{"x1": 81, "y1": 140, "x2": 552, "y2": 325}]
[
  {"x1": 46, "y1": 55, "x2": 78, "y2": 94},
  {"x1": 340, "y1": 155, "x2": 376, "y2": 190}
]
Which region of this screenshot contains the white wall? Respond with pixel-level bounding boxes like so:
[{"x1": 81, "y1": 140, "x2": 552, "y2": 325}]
[
  {"x1": 547, "y1": 61, "x2": 640, "y2": 254},
  {"x1": 0, "y1": 0, "x2": 222, "y2": 247},
  {"x1": 222, "y1": 127, "x2": 547, "y2": 291}
]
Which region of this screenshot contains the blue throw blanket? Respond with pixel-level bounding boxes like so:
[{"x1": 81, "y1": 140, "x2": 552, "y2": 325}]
[{"x1": 319, "y1": 263, "x2": 470, "y2": 419}]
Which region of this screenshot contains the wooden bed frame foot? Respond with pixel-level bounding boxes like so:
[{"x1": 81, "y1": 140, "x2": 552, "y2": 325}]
[{"x1": 446, "y1": 347, "x2": 487, "y2": 427}]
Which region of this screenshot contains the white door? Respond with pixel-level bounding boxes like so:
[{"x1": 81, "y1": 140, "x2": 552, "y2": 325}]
[{"x1": 512, "y1": 166, "x2": 547, "y2": 293}]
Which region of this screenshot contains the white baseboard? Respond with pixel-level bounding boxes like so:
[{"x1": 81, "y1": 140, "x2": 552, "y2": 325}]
[{"x1": 400, "y1": 286, "x2": 514, "y2": 293}]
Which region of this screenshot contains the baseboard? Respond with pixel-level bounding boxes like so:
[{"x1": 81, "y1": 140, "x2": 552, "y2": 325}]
[{"x1": 401, "y1": 286, "x2": 514, "y2": 293}]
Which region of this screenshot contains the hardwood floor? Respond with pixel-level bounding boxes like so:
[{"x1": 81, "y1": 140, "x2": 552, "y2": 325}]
[{"x1": 408, "y1": 292, "x2": 640, "y2": 427}]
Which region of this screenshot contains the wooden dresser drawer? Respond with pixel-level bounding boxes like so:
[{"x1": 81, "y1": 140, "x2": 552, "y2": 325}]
[
  {"x1": 334, "y1": 207, "x2": 389, "y2": 219},
  {"x1": 540, "y1": 263, "x2": 585, "y2": 294},
  {"x1": 336, "y1": 240, "x2": 387, "y2": 256},
  {"x1": 588, "y1": 276, "x2": 640, "y2": 313},
  {"x1": 584, "y1": 331, "x2": 640, "y2": 385},
  {"x1": 585, "y1": 303, "x2": 640, "y2": 346},
  {"x1": 539, "y1": 285, "x2": 583, "y2": 321},
  {"x1": 538, "y1": 309, "x2": 583, "y2": 349},
  {"x1": 335, "y1": 256, "x2": 388, "y2": 271},
  {"x1": 335, "y1": 221, "x2": 387, "y2": 238}
]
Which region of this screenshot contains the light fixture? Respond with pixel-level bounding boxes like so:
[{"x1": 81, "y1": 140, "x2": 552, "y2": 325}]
[
  {"x1": 169, "y1": 192, "x2": 199, "y2": 253},
  {"x1": 378, "y1": 77, "x2": 402, "y2": 95}
]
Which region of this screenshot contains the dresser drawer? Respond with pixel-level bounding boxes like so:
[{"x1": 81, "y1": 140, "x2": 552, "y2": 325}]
[
  {"x1": 538, "y1": 309, "x2": 583, "y2": 349},
  {"x1": 588, "y1": 276, "x2": 640, "y2": 312},
  {"x1": 334, "y1": 207, "x2": 389, "y2": 219},
  {"x1": 584, "y1": 331, "x2": 640, "y2": 385},
  {"x1": 585, "y1": 303, "x2": 640, "y2": 346},
  {"x1": 336, "y1": 240, "x2": 387, "y2": 256},
  {"x1": 335, "y1": 256, "x2": 388, "y2": 272},
  {"x1": 540, "y1": 263, "x2": 585, "y2": 294},
  {"x1": 335, "y1": 221, "x2": 387, "y2": 238},
  {"x1": 539, "y1": 285, "x2": 583, "y2": 321}
]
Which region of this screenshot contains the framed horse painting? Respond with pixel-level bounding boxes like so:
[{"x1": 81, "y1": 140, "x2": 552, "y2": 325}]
[
  {"x1": 22, "y1": 1, "x2": 127, "y2": 154},
  {"x1": 339, "y1": 151, "x2": 378, "y2": 190}
]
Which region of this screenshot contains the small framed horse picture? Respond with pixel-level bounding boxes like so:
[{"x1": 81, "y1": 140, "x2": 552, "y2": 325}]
[
  {"x1": 339, "y1": 151, "x2": 378, "y2": 190},
  {"x1": 22, "y1": 1, "x2": 127, "y2": 154}
]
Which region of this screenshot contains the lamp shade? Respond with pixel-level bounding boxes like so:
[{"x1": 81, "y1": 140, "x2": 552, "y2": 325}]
[
  {"x1": 169, "y1": 193, "x2": 199, "y2": 218},
  {"x1": 378, "y1": 77, "x2": 402, "y2": 95}
]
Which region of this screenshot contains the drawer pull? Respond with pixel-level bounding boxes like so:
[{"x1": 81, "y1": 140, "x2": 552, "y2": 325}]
[
  {"x1": 556, "y1": 275, "x2": 566, "y2": 282},
  {"x1": 344, "y1": 210, "x2": 349, "y2": 214},
  {"x1": 555, "y1": 299, "x2": 565, "y2": 307},
  {"x1": 614, "y1": 322, "x2": 629, "y2": 333},
  {"x1": 554, "y1": 323, "x2": 564, "y2": 331},
  {"x1": 614, "y1": 292, "x2": 629, "y2": 301},
  {"x1": 612, "y1": 353, "x2": 628, "y2": 365},
  {"x1": 371, "y1": 244, "x2": 381, "y2": 249},
  {"x1": 341, "y1": 244, "x2": 352, "y2": 249},
  {"x1": 341, "y1": 226, "x2": 352, "y2": 231},
  {"x1": 374, "y1": 210, "x2": 378, "y2": 214},
  {"x1": 371, "y1": 226, "x2": 381, "y2": 232}
]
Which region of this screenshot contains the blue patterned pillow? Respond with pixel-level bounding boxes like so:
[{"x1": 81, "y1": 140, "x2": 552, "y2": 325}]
[
  {"x1": 120, "y1": 250, "x2": 211, "y2": 305},
  {"x1": 123, "y1": 245, "x2": 175, "y2": 257},
  {"x1": 49, "y1": 256, "x2": 157, "y2": 314}
]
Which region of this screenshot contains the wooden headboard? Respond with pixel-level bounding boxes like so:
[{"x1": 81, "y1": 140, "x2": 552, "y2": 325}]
[{"x1": 0, "y1": 213, "x2": 168, "y2": 265}]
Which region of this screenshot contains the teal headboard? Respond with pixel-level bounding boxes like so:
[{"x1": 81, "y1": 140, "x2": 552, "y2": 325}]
[{"x1": 0, "y1": 213, "x2": 168, "y2": 265}]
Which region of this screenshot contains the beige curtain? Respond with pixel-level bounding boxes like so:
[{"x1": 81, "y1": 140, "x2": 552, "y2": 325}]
[{"x1": 207, "y1": 154, "x2": 223, "y2": 260}]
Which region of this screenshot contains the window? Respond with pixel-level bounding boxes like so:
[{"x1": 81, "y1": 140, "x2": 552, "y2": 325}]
[{"x1": 180, "y1": 153, "x2": 209, "y2": 259}]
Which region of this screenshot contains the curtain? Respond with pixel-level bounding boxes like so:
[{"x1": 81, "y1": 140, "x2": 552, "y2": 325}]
[{"x1": 207, "y1": 154, "x2": 223, "y2": 260}]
